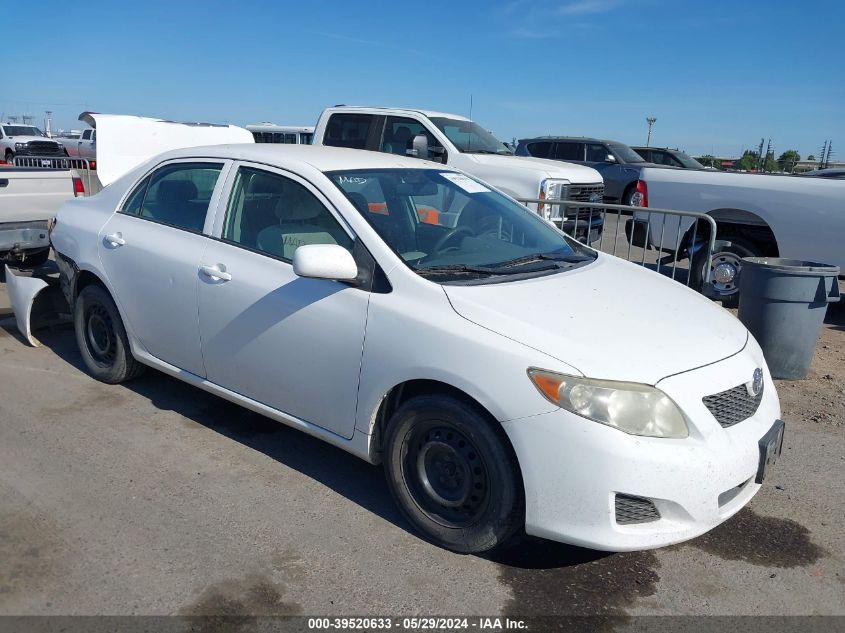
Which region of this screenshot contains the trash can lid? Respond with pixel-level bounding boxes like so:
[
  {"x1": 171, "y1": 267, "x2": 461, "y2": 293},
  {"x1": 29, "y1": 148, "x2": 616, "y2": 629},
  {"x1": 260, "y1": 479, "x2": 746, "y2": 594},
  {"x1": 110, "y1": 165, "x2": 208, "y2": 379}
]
[{"x1": 742, "y1": 257, "x2": 840, "y2": 275}]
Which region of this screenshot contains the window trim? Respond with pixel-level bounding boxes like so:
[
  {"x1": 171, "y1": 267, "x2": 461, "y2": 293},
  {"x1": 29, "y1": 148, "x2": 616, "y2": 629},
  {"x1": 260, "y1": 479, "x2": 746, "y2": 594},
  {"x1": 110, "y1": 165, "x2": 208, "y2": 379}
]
[
  {"x1": 115, "y1": 158, "x2": 231, "y2": 236},
  {"x1": 210, "y1": 161, "x2": 358, "y2": 265}
]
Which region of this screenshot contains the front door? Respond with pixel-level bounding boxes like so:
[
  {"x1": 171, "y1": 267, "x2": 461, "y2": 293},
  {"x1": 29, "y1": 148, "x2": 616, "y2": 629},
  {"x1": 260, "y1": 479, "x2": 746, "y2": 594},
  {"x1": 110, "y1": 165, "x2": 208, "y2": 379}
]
[
  {"x1": 197, "y1": 164, "x2": 369, "y2": 439},
  {"x1": 97, "y1": 160, "x2": 226, "y2": 376}
]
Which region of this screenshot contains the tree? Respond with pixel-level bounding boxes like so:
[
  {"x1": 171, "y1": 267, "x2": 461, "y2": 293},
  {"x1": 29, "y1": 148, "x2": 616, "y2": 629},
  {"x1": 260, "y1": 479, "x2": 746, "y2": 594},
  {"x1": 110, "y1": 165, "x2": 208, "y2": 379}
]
[
  {"x1": 777, "y1": 149, "x2": 801, "y2": 172},
  {"x1": 736, "y1": 150, "x2": 760, "y2": 171},
  {"x1": 807, "y1": 154, "x2": 816, "y2": 161},
  {"x1": 764, "y1": 156, "x2": 779, "y2": 172},
  {"x1": 696, "y1": 154, "x2": 720, "y2": 169}
]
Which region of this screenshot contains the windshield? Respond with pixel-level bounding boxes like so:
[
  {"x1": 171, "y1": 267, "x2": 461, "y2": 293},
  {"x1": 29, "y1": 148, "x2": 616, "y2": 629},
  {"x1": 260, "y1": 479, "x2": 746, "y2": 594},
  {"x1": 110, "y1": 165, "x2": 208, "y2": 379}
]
[
  {"x1": 609, "y1": 143, "x2": 646, "y2": 163},
  {"x1": 328, "y1": 168, "x2": 595, "y2": 283},
  {"x1": 429, "y1": 117, "x2": 514, "y2": 155},
  {"x1": 674, "y1": 151, "x2": 705, "y2": 169},
  {"x1": 3, "y1": 126, "x2": 44, "y2": 137}
]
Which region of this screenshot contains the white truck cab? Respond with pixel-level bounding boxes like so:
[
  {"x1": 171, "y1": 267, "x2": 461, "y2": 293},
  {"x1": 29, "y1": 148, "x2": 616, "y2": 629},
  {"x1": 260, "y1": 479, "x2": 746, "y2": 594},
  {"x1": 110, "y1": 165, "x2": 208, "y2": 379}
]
[
  {"x1": 1, "y1": 124, "x2": 68, "y2": 164},
  {"x1": 312, "y1": 106, "x2": 605, "y2": 240}
]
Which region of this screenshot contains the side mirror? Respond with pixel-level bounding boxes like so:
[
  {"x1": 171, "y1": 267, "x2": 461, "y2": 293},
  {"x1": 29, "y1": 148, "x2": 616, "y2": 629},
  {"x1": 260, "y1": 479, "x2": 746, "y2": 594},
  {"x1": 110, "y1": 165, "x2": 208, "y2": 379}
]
[
  {"x1": 292, "y1": 244, "x2": 358, "y2": 282},
  {"x1": 409, "y1": 133, "x2": 428, "y2": 159},
  {"x1": 605, "y1": 154, "x2": 617, "y2": 163}
]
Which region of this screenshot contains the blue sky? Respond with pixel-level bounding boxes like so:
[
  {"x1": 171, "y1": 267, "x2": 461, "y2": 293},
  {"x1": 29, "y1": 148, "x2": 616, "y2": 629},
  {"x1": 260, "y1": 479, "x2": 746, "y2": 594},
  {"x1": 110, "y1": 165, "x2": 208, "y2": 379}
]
[{"x1": 6, "y1": 0, "x2": 843, "y2": 158}]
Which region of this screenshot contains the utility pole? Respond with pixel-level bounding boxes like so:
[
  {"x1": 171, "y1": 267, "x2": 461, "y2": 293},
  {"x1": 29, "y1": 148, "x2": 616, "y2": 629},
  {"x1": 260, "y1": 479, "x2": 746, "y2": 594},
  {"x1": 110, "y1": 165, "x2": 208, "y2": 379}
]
[
  {"x1": 44, "y1": 111, "x2": 53, "y2": 137},
  {"x1": 824, "y1": 141, "x2": 833, "y2": 169},
  {"x1": 646, "y1": 117, "x2": 656, "y2": 146},
  {"x1": 756, "y1": 138, "x2": 765, "y2": 171},
  {"x1": 819, "y1": 141, "x2": 827, "y2": 169}
]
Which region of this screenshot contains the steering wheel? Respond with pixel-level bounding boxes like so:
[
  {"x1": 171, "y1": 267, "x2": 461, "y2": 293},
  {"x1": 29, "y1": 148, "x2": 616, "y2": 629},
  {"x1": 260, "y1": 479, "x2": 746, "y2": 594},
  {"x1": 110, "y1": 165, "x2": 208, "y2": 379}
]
[{"x1": 432, "y1": 226, "x2": 475, "y2": 254}]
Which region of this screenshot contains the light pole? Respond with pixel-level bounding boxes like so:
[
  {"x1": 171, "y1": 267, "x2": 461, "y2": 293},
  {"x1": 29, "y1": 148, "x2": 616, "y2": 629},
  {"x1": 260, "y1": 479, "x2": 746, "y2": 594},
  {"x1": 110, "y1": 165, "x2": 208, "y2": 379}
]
[{"x1": 646, "y1": 117, "x2": 657, "y2": 146}]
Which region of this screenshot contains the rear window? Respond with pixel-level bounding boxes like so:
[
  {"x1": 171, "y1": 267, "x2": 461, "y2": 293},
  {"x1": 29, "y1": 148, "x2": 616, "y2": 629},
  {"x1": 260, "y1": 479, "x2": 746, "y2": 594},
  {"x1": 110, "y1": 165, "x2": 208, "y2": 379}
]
[
  {"x1": 324, "y1": 114, "x2": 373, "y2": 149},
  {"x1": 527, "y1": 141, "x2": 554, "y2": 158},
  {"x1": 555, "y1": 142, "x2": 582, "y2": 160}
]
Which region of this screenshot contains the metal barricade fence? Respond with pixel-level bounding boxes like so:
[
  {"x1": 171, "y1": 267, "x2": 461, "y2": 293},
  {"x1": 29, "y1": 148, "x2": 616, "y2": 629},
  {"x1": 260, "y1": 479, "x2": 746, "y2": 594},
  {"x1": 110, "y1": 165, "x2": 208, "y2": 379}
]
[
  {"x1": 517, "y1": 198, "x2": 717, "y2": 288},
  {"x1": 13, "y1": 156, "x2": 99, "y2": 196}
]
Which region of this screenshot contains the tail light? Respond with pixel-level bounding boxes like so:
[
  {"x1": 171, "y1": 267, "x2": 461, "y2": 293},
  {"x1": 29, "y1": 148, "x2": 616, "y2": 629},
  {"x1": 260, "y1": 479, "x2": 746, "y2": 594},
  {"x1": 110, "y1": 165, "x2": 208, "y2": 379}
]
[
  {"x1": 89, "y1": 160, "x2": 97, "y2": 170},
  {"x1": 630, "y1": 179, "x2": 648, "y2": 207},
  {"x1": 72, "y1": 176, "x2": 85, "y2": 197}
]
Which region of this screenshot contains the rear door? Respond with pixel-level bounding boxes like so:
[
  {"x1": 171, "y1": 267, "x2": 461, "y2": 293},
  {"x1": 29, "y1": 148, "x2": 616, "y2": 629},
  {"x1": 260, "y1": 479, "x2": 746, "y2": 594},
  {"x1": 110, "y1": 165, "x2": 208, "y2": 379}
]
[{"x1": 98, "y1": 160, "x2": 228, "y2": 376}]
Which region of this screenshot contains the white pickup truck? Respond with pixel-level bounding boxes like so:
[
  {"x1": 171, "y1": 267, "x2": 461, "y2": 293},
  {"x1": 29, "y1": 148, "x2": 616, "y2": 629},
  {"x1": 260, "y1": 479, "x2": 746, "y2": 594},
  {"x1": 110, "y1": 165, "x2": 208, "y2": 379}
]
[
  {"x1": 1, "y1": 124, "x2": 68, "y2": 164},
  {"x1": 59, "y1": 127, "x2": 96, "y2": 161},
  {"x1": 627, "y1": 168, "x2": 845, "y2": 305},
  {"x1": 0, "y1": 168, "x2": 83, "y2": 265},
  {"x1": 312, "y1": 106, "x2": 605, "y2": 241}
]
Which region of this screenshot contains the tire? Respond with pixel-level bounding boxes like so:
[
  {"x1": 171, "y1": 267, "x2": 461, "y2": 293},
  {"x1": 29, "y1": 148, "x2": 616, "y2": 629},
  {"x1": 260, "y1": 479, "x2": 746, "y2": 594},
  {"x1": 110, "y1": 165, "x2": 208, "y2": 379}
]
[
  {"x1": 690, "y1": 235, "x2": 760, "y2": 308},
  {"x1": 5, "y1": 151, "x2": 14, "y2": 165},
  {"x1": 383, "y1": 395, "x2": 523, "y2": 554},
  {"x1": 74, "y1": 284, "x2": 145, "y2": 383}
]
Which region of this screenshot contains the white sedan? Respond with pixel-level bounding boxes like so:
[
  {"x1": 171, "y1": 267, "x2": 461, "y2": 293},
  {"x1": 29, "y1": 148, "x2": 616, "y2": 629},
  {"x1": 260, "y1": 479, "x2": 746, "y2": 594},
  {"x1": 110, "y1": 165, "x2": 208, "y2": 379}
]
[{"x1": 47, "y1": 144, "x2": 784, "y2": 553}]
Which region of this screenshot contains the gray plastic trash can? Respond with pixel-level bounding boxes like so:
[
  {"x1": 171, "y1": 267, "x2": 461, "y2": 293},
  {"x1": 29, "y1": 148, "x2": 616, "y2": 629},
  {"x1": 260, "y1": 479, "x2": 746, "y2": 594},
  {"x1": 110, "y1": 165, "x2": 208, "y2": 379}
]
[{"x1": 738, "y1": 258, "x2": 841, "y2": 379}]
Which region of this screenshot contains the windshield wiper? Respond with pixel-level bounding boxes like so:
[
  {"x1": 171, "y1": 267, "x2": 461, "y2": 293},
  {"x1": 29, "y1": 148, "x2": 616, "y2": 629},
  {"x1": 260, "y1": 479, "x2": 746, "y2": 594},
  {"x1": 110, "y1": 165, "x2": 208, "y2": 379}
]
[
  {"x1": 416, "y1": 264, "x2": 505, "y2": 276},
  {"x1": 492, "y1": 252, "x2": 594, "y2": 268}
]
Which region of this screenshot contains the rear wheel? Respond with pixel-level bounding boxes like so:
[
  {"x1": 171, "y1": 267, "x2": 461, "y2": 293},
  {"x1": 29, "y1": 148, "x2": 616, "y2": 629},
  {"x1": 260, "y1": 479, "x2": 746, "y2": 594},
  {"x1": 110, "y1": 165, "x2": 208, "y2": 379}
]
[
  {"x1": 74, "y1": 284, "x2": 145, "y2": 383},
  {"x1": 383, "y1": 395, "x2": 523, "y2": 554},
  {"x1": 691, "y1": 235, "x2": 760, "y2": 308}
]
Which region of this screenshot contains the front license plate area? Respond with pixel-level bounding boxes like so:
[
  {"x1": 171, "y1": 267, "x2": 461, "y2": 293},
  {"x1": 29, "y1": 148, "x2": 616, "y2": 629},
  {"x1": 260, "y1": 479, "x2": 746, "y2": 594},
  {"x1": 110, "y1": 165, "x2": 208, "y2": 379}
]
[{"x1": 756, "y1": 419, "x2": 785, "y2": 484}]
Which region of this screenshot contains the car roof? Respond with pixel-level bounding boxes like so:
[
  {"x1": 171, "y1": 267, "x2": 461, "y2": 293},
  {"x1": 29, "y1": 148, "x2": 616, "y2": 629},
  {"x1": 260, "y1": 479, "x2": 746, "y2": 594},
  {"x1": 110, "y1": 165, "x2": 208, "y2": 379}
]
[
  {"x1": 151, "y1": 143, "x2": 453, "y2": 172},
  {"x1": 328, "y1": 106, "x2": 470, "y2": 121},
  {"x1": 517, "y1": 136, "x2": 619, "y2": 144}
]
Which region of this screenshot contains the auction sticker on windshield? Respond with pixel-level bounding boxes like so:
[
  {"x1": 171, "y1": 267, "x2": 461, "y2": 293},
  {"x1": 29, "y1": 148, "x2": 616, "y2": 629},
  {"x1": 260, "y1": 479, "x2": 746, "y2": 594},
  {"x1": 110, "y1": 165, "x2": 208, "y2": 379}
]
[{"x1": 440, "y1": 172, "x2": 490, "y2": 194}]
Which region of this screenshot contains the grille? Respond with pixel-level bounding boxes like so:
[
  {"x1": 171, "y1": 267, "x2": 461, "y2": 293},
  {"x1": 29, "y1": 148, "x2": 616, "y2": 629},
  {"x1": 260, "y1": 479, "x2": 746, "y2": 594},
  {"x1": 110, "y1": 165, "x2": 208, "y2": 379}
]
[
  {"x1": 566, "y1": 184, "x2": 605, "y2": 202},
  {"x1": 564, "y1": 184, "x2": 604, "y2": 220},
  {"x1": 702, "y1": 383, "x2": 763, "y2": 428},
  {"x1": 615, "y1": 494, "x2": 660, "y2": 525},
  {"x1": 23, "y1": 141, "x2": 65, "y2": 156}
]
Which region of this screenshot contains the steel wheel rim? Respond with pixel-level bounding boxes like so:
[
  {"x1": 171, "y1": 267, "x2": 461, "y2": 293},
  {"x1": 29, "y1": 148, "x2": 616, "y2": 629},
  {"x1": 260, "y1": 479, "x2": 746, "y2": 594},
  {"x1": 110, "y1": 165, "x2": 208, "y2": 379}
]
[
  {"x1": 402, "y1": 423, "x2": 490, "y2": 528},
  {"x1": 85, "y1": 305, "x2": 116, "y2": 366}
]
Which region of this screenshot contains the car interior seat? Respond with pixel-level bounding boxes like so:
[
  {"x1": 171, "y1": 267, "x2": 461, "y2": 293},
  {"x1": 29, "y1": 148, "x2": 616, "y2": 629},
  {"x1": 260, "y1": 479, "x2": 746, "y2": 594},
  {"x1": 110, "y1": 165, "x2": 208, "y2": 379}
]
[{"x1": 256, "y1": 188, "x2": 347, "y2": 260}]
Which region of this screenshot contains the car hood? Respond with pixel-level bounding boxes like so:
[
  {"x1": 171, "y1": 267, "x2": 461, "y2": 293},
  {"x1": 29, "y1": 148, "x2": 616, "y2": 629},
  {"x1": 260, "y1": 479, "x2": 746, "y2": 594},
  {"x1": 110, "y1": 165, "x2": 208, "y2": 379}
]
[
  {"x1": 78, "y1": 112, "x2": 253, "y2": 186},
  {"x1": 442, "y1": 255, "x2": 748, "y2": 385},
  {"x1": 466, "y1": 153, "x2": 603, "y2": 183},
  {"x1": 8, "y1": 136, "x2": 58, "y2": 144}
]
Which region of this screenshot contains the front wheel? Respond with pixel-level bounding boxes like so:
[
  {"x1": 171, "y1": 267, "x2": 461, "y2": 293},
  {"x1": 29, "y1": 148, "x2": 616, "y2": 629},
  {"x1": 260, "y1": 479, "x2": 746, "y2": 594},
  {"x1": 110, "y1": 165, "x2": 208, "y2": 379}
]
[
  {"x1": 690, "y1": 236, "x2": 759, "y2": 308},
  {"x1": 4, "y1": 151, "x2": 14, "y2": 165},
  {"x1": 74, "y1": 284, "x2": 145, "y2": 383},
  {"x1": 383, "y1": 395, "x2": 523, "y2": 554}
]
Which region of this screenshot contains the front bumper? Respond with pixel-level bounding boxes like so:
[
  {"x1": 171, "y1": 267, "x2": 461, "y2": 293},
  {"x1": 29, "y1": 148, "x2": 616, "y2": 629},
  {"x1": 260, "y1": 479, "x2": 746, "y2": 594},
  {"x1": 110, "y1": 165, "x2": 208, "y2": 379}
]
[
  {"x1": 503, "y1": 339, "x2": 782, "y2": 551},
  {"x1": 0, "y1": 221, "x2": 50, "y2": 255}
]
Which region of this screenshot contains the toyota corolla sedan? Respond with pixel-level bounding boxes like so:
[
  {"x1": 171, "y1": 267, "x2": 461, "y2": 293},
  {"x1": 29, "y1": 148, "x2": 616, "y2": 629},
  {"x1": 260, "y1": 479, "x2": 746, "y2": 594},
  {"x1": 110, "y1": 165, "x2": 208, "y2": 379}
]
[{"x1": 48, "y1": 144, "x2": 784, "y2": 553}]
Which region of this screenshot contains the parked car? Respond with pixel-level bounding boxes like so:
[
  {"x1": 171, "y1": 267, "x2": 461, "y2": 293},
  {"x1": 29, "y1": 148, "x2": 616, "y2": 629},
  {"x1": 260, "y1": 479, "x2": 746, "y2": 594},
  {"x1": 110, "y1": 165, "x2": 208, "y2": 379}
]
[
  {"x1": 0, "y1": 166, "x2": 84, "y2": 265},
  {"x1": 1, "y1": 124, "x2": 68, "y2": 164},
  {"x1": 22, "y1": 140, "x2": 783, "y2": 554},
  {"x1": 59, "y1": 127, "x2": 96, "y2": 161},
  {"x1": 797, "y1": 168, "x2": 845, "y2": 179},
  {"x1": 632, "y1": 147, "x2": 705, "y2": 170},
  {"x1": 516, "y1": 136, "x2": 661, "y2": 205},
  {"x1": 312, "y1": 107, "x2": 605, "y2": 242},
  {"x1": 626, "y1": 168, "x2": 845, "y2": 305}
]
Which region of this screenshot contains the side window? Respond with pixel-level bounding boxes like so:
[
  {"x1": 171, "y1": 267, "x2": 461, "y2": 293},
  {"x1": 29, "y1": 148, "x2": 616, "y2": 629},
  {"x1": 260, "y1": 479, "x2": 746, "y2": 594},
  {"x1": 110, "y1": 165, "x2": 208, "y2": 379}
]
[
  {"x1": 82, "y1": 129, "x2": 92, "y2": 140},
  {"x1": 555, "y1": 142, "x2": 582, "y2": 160},
  {"x1": 527, "y1": 141, "x2": 553, "y2": 158},
  {"x1": 380, "y1": 116, "x2": 434, "y2": 156},
  {"x1": 121, "y1": 176, "x2": 151, "y2": 216},
  {"x1": 222, "y1": 167, "x2": 353, "y2": 261},
  {"x1": 585, "y1": 143, "x2": 609, "y2": 162},
  {"x1": 138, "y1": 162, "x2": 223, "y2": 232},
  {"x1": 324, "y1": 114, "x2": 374, "y2": 150}
]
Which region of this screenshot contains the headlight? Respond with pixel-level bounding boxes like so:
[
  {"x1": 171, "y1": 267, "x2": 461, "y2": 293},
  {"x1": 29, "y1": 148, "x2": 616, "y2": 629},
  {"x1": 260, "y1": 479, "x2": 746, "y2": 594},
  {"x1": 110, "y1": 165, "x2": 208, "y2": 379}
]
[
  {"x1": 528, "y1": 369, "x2": 688, "y2": 438},
  {"x1": 540, "y1": 179, "x2": 569, "y2": 201},
  {"x1": 15, "y1": 142, "x2": 27, "y2": 150}
]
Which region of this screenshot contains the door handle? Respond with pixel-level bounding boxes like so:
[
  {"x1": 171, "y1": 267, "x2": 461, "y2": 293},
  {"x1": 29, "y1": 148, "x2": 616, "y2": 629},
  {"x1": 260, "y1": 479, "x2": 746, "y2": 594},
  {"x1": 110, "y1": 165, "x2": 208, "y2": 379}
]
[
  {"x1": 199, "y1": 264, "x2": 232, "y2": 282},
  {"x1": 105, "y1": 232, "x2": 125, "y2": 246}
]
